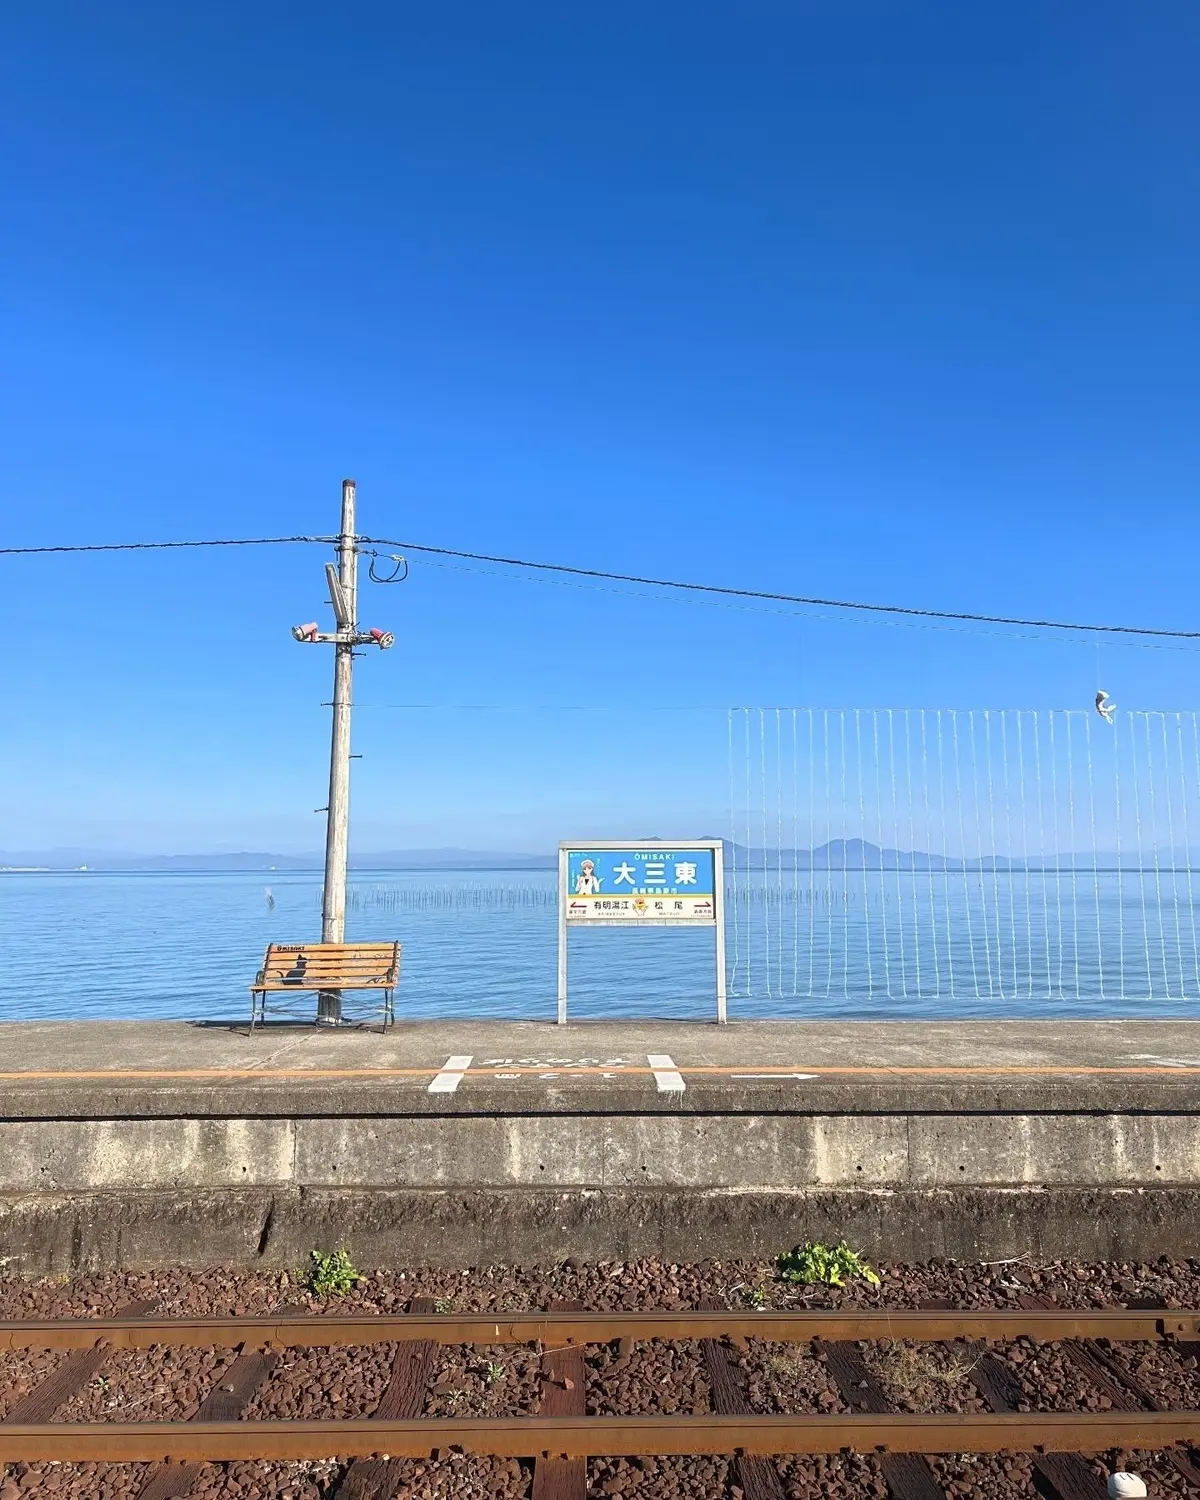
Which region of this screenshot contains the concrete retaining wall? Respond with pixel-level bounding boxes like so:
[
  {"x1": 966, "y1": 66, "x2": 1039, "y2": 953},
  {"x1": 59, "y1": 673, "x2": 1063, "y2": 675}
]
[
  {"x1": 1, "y1": 1185, "x2": 1193, "y2": 1274},
  {"x1": 2, "y1": 1112, "x2": 1198, "y2": 1194},
  {"x1": 1, "y1": 1108, "x2": 1197, "y2": 1272}
]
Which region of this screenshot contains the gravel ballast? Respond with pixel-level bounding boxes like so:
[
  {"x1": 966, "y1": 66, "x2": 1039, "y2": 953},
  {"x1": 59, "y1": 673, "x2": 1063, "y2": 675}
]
[{"x1": 2, "y1": 1254, "x2": 1197, "y2": 1498}]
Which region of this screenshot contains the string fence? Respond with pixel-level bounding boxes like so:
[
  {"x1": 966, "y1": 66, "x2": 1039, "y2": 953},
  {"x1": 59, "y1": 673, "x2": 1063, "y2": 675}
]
[{"x1": 726, "y1": 708, "x2": 1200, "y2": 1006}]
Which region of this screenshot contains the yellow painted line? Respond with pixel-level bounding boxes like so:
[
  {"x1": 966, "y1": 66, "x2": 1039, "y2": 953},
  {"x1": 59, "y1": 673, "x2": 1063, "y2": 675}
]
[
  {"x1": 684, "y1": 1064, "x2": 1200, "y2": 1077},
  {"x1": 0, "y1": 1068, "x2": 439, "y2": 1080},
  {"x1": 1, "y1": 1064, "x2": 1200, "y2": 1081}
]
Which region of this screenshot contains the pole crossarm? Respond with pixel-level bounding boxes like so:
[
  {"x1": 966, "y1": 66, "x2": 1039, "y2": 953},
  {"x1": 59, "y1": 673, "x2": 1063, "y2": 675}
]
[{"x1": 291, "y1": 628, "x2": 394, "y2": 648}]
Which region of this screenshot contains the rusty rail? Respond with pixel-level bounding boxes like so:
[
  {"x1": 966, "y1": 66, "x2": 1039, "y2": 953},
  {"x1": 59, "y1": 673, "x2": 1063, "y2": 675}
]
[
  {"x1": 4, "y1": 1307, "x2": 1198, "y2": 1352},
  {"x1": 6, "y1": 1306, "x2": 1200, "y2": 1487},
  {"x1": 1, "y1": 1411, "x2": 1198, "y2": 1464}
]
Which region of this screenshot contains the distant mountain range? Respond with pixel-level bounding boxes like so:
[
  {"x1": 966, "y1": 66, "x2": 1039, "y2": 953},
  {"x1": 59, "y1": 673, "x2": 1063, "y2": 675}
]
[
  {"x1": 728, "y1": 838, "x2": 1193, "y2": 871},
  {"x1": 2, "y1": 837, "x2": 1191, "y2": 873}
]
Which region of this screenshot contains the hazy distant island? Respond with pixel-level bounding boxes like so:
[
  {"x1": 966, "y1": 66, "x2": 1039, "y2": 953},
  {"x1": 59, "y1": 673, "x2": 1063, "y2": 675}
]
[{"x1": 0, "y1": 847, "x2": 557, "y2": 873}]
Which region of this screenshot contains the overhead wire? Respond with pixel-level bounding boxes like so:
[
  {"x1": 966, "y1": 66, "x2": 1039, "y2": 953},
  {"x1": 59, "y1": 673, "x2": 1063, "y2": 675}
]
[
  {"x1": 391, "y1": 551, "x2": 1200, "y2": 654},
  {"x1": 0, "y1": 535, "x2": 334, "y2": 554},
  {"x1": 359, "y1": 535, "x2": 1200, "y2": 641},
  {"x1": 3, "y1": 528, "x2": 1199, "y2": 641}
]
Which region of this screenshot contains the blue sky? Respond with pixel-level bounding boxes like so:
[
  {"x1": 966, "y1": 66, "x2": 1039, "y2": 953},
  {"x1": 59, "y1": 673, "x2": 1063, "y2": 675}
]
[{"x1": 2, "y1": 1, "x2": 1198, "y2": 853}]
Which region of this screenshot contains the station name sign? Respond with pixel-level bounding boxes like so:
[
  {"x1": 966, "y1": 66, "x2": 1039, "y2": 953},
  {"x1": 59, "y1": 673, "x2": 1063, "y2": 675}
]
[{"x1": 562, "y1": 845, "x2": 718, "y2": 924}]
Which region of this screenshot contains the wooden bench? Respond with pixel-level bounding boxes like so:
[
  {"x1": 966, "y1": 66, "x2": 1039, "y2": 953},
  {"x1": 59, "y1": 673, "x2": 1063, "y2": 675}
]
[{"x1": 250, "y1": 941, "x2": 401, "y2": 1032}]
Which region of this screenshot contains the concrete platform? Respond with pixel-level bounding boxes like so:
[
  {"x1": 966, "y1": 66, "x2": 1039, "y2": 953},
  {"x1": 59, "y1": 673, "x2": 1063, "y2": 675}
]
[
  {"x1": 2, "y1": 1019, "x2": 1199, "y2": 1272},
  {"x1": 4, "y1": 1017, "x2": 1200, "y2": 1113}
]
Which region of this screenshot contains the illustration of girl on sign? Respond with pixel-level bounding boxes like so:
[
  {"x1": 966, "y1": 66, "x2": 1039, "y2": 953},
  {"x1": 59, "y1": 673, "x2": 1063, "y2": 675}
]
[{"x1": 574, "y1": 858, "x2": 602, "y2": 895}]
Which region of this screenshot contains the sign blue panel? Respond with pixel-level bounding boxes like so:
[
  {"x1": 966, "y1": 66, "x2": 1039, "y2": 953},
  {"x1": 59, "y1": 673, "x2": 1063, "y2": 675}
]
[{"x1": 563, "y1": 846, "x2": 717, "y2": 922}]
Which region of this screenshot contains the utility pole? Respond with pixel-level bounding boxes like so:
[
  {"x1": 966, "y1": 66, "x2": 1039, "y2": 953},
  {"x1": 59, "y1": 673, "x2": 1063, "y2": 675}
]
[{"x1": 291, "y1": 479, "x2": 394, "y2": 1025}]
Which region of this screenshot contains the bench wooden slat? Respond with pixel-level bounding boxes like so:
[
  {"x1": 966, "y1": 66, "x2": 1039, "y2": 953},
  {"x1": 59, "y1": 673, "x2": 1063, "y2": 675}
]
[
  {"x1": 256, "y1": 973, "x2": 395, "y2": 981},
  {"x1": 261, "y1": 943, "x2": 398, "y2": 953},
  {"x1": 260, "y1": 952, "x2": 399, "y2": 964},
  {"x1": 257, "y1": 956, "x2": 398, "y2": 965},
  {"x1": 256, "y1": 964, "x2": 398, "y2": 977},
  {"x1": 256, "y1": 941, "x2": 399, "y2": 960},
  {"x1": 256, "y1": 979, "x2": 394, "y2": 990},
  {"x1": 259, "y1": 954, "x2": 399, "y2": 966},
  {"x1": 259, "y1": 961, "x2": 399, "y2": 973},
  {"x1": 260, "y1": 956, "x2": 397, "y2": 965}
]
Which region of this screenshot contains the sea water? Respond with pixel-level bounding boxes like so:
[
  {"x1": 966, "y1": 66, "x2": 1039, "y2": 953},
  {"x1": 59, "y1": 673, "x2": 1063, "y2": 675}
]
[{"x1": 1, "y1": 868, "x2": 1198, "y2": 1023}]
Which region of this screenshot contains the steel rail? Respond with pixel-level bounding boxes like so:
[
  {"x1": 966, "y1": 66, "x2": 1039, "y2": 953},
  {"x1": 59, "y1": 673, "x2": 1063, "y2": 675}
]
[
  {"x1": 3, "y1": 1308, "x2": 1198, "y2": 1352},
  {"x1": 2, "y1": 1412, "x2": 1199, "y2": 1463}
]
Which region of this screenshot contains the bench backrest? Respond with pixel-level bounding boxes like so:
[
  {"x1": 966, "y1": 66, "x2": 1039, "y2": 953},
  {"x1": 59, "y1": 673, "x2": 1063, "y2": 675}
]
[{"x1": 256, "y1": 941, "x2": 401, "y2": 990}]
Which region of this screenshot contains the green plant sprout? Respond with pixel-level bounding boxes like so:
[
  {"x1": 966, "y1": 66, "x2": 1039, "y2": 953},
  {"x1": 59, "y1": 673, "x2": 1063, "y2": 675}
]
[
  {"x1": 306, "y1": 1248, "x2": 361, "y2": 1297},
  {"x1": 775, "y1": 1240, "x2": 881, "y2": 1288}
]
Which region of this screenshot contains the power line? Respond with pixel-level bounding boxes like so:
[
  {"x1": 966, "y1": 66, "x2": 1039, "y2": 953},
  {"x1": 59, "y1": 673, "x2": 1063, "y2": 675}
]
[
  {"x1": 392, "y1": 550, "x2": 1200, "y2": 654},
  {"x1": 360, "y1": 536, "x2": 1200, "y2": 641},
  {"x1": 0, "y1": 535, "x2": 334, "y2": 555},
  {"x1": 3, "y1": 527, "x2": 1197, "y2": 640}
]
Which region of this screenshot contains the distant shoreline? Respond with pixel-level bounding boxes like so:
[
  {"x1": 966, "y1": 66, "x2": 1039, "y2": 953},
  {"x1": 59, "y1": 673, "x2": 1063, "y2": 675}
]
[
  {"x1": 0, "y1": 864, "x2": 555, "y2": 875},
  {"x1": 4, "y1": 864, "x2": 1200, "y2": 877}
]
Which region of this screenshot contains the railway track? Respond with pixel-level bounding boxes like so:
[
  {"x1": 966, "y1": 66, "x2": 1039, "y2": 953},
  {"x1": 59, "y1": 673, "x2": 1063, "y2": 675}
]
[{"x1": 3, "y1": 1302, "x2": 1199, "y2": 1499}]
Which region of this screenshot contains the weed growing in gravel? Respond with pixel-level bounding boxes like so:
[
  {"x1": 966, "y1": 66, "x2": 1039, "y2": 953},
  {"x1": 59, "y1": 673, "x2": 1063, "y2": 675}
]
[
  {"x1": 484, "y1": 1360, "x2": 505, "y2": 1384},
  {"x1": 306, "y1": 1248, "x2": 361, "y2": 1297},
  {"x1": 775, "y1": 1240, "x2": 880, "y2": 1288},
  {"x1": 434, "y1": 1297, "x2": 453, "y2": 1314},
  {"x1": 875, "y1": 1342, "x2": 977, "y2": 1406},
  {"x1": 742, "y1": 1284, "x2": 769, "y2": 1308}
]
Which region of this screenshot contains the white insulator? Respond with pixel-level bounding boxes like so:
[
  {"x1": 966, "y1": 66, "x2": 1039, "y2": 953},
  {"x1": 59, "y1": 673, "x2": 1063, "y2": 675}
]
[{"x1": 1108, "y1": 1474, "x2": 1147, "y2": 1498}]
